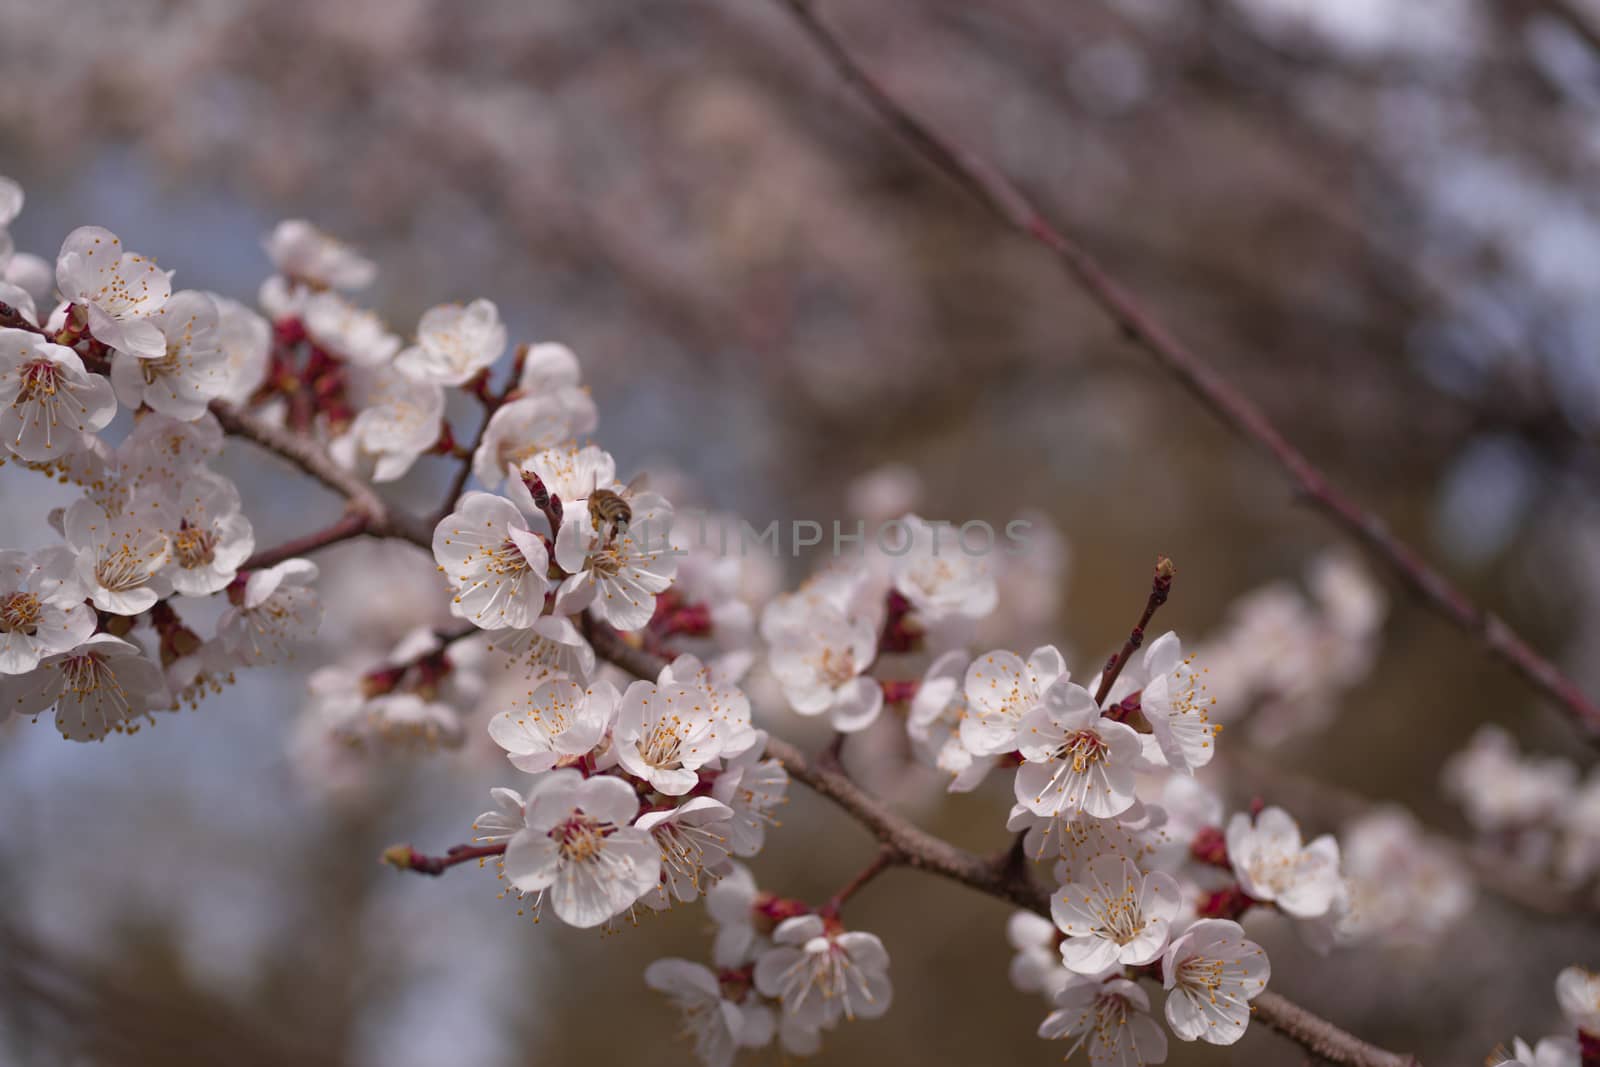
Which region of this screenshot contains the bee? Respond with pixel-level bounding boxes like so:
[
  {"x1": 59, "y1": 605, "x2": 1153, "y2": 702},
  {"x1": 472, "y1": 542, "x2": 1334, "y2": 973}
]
[{"x1": 587, "y1": 473, "x2": 648, "y2": 542}]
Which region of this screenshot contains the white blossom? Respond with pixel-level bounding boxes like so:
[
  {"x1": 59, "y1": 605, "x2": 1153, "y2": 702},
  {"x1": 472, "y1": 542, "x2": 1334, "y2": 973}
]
[
  {"x1": 1494, "y1": 1037, "x2": 1580, "y2": 1067},
  {"x1": 888, "y1": 515, "x2": 997, "y2": 622},
  {"x1": 394, "y1": 298, "x2": 506, "y2": 385},
  {"x1": 502, "y1": 769, "x2": 661, "y2": 927},
  {"x1": 1051, "y1": 855, "x2": 1180, "y2": 973},
  {"x1": 329, "y1": 366, "x2": 444, "y2": 482},
  {"x1": 0, "y1": 328, "x2": 116, "y2": 460},
  {"x1": 433, "y1": 492, "x2": 551, "y2": 629},
  {"x1": 109, "y1": 289, "x2": 229, "y2": 420},
  {"x1": 513, "y1": 444, "x2": 617, "y2": 520},
  {"x1": 157, "y1": 471, "x2": 254, "y2": 597},
  {"x1": 711, "y1": 733, "x2": 789, "y2": 857},
  {"x1": 334, "y1": 691, "x2": 464, "y2": 750},
  {"x1": 1136, "y1": 632, "x2": 1218, "y2": 774},
  {"x1": 63, "y1": 495, "x2": 172, "y2": 615},
  {"x1": 1444, "y1": 725, "x2": 1576, "y2": 836},
  {"x1": 472, "y1": 391, "x2": 598, "y2": 489},
  {"x1": 767, "y1": 604, "x2": 882, "y2": 733},
  {"x1": 263, "y1": 220, "x2": 376, "y2": 291},
  {"x1": 302, "y1": 291, "x2": 400, "y2": 366},
  {"x1": 1015, "y1": 679, "x2": 1142, "y2": 819},
  {"x1": 482, "y1": 614, "x2": 595, "y2": 681},
  {"x1": 486, "y1": 677, "x2": 617, "y2": 773},
  {"x1": 638, "y1": 796, "x2": 735, "y2": 905},
  {"x1": 1007, "y1": 803, "x2": 1156, "y2": 877},
  {"x1": 961, "y1": 645, "x2": 1067, "y2": 756},
  {"x1": 217, "y1": 558, "x2": 322, "y2": 665},
  {"x1": 1007, "y1": 910, "x2": 1071, "y2": 1000},
  {"x1": 907, "y1": 649, "x2": 997, "y2": 792},
  {"x1": 0, "y1": 548, "x2": 93, "y2": 674},
  {"x1": 552, "y1": 483, "x2": 677, "y2": 632},
  {"x1": 1160, "y1": 918, "x2": 1269, "y2": 1045},
  {"x1": 753, "y1": 915, "x2": 892, "y2": 1028},
  {"x1": 1557, "y1": 966, "x2": 1600, "y2": 1035},
  {"x1": 706, "y1": 862, "x2": 764, "y2": 967},
  {"x1": 644, "y1": 958, "x2": 774, "y2": 1067},
  {"x1": 55, "y1": 226, "x2": 171, "y2": 358},
  {"x1": 1335, "y1": 808, "x2": 1473, "y2": 947},
  {"x1": 615, "y1": 669, "x2": 738, "y2": 795},
  {"x1": 660, "y1": 653, "x2": 759, "y2": 757},
  {"x1": 212, "y1": 294, "x2": 271, "y2": 406},
  {"x1": 0, "y1": 634, "x2": 171, "y2": 741},
  {"x1": 471, "y1": 786, "x2": 526, "y2": 845},
  {"x1": 1039, "y1": 976, "x2": 1168, "y2": 1067},
  {"x1": 1225, "y1": 806, "x2": 1343, "y2": 919}
]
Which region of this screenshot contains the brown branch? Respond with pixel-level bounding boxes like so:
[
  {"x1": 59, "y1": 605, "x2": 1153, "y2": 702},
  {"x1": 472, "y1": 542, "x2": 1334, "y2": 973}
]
[
  {"x1": 211, "y1": 401, "x2": 434, "y2": 548},
  {"x1": 769, "y1": 0, "x2": 1600, "y2": 739},
  {"x1": 241, "y1": 511, "x2": 372, "y2": 571},
  {"x1": 583, "y1": 613, "x2": 1417, "y2": 1066},
  {"x1": 1527, "y1": 0, "x2": 1600, "y2": 61}
]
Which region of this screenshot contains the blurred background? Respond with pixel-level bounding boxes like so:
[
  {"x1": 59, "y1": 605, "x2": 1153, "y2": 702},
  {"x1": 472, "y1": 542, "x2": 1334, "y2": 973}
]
[{"x1": 3, "y1": 0, "x2": 1600, "y2": 1063}]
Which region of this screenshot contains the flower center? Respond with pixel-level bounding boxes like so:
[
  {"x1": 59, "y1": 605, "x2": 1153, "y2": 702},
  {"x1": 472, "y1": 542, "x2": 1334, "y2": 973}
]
[
  {"x1": 0, "y1": 592, "x2": 42, "y2": 635},
  {"x1": 143, "y1": 351, "x2": 182, "y2": 382},
  {"x1": 483, "y1": 538, "x2": 531, "y2": 577},
  {"x1": 96, "y1": 543, "x2": 157, "y2": 593},
  {"x1": 779, "y1": 942, "x2": 878, "y2": 1021},
  {"x1": 1059, "y1": 729, "x2": 1108, "y2": 773},
  {"x1": 173, "y1": 522, "x2": 218, "y2": 569},
  {"x1": 1178, "y1": 955, "x2": 1226, "y2": 992},
  {"x1": 641, "y1": 717, "x2": 688, "y2": 768},
  {"x1": 58, "y1": 651, "x2": 126, "y2": 706},
  {"x1": 588, "y1": 543, "x2": 625, "y2": 579},
  {"x1": 18, "y1": 360, "x2": 61, "y2": 402},
  {"x1": 552, "y1": 812, "x2": 612, "y2": 862},
  {"x1": 816, "y1": 646, "x2": 856, "y2": 688},
  {"x1": 1090, "y1": 881, "x2": 1146, "y2": 945}
]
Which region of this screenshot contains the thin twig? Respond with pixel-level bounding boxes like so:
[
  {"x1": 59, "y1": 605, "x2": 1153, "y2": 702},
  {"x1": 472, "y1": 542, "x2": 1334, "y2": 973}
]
[
  {"x1": 821, "y1": 845, "x2": 897, "y2": 917},
  {"x1": 434, "y1": 347, "x2": 526, "y2": 525},
  {"x1": 1093, "y1": 556, "x2": 1176, "y2": 705},
  {"x1": 770, "y1": 0, "x2": 1600, "y2": 739},
  {"x1": 382, "y1": 842, "x2": 507, "y2": 876}
]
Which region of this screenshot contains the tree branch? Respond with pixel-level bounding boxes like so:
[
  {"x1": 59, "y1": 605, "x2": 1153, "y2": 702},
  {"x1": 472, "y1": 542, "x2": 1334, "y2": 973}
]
[
  {"x1": 242, "y1": 511, "x2": 372, "y2": 572},
  {"x1": 769, "y1": 0, "x2": 1600, "y2": 740},
  {"x1": 211, "y1": 401, "x2": 435, "y2": 548}
]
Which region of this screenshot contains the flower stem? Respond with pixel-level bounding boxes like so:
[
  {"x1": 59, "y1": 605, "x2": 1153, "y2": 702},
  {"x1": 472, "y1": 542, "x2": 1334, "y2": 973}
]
[
  {"x1": 822, "y1": 846, "x2": 897, "y2": 917},
  {"x1": 1092, "y1": 556, "x2": 1175, "y2": 706}
]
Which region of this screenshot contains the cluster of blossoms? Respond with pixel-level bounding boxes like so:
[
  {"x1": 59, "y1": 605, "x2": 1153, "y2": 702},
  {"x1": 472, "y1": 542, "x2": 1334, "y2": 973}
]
[
  {"x1": 0, "y1": 183, "x2": 329, "y2": 738},
  {"x1": 743, "y1": 541, "x2": 1320, "y2": 1062},
  {"x1": 1491, "y1": 967, "x2": 1600, "y2": 1066},
  {"x1": 1187, "y1": 552, "x2": 1387, "y2": 748},
  {"x1": 642, "y1": 862, "x2": 894, "y2": 1064},
  {"x1": 7, "y1": 192, "x2": 1571, "y2": 1067},
  {"x1": 1326, "y1": 806, "x2": 1474, "y2": 949},
  {"x1": 1444, "y1": 725, "x2": 1600, "y2": 893}
]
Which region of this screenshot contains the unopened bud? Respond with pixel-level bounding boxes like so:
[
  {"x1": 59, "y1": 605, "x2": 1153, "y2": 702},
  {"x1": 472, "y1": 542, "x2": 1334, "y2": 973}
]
[{"x1": 380, "y1": 844, "x2": 416, "y2": 870}]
